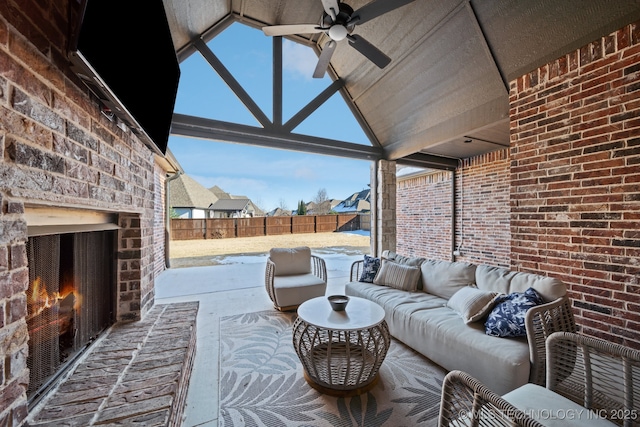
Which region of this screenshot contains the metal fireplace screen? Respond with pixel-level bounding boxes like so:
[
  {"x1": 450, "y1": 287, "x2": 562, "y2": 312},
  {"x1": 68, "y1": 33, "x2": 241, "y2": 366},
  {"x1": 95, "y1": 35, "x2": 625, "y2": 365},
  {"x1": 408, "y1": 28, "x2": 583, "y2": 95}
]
[{"x1": 26, "y1": 231, "x2": 115, "y2": 399}]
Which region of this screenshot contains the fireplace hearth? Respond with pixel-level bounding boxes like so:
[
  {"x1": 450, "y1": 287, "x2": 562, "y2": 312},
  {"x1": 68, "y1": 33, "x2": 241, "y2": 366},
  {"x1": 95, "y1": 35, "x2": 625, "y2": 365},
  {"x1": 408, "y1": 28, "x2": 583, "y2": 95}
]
[{"x1": 26, "y1": 231, "x2": 116, "y2": 404}]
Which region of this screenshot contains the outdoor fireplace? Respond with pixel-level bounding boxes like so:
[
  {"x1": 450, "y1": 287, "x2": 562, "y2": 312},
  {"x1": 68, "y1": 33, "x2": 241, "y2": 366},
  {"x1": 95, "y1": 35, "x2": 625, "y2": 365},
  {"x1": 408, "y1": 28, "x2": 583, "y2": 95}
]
[{"x1": 26, "y1": 231, "x2": 116, "y2": 403}]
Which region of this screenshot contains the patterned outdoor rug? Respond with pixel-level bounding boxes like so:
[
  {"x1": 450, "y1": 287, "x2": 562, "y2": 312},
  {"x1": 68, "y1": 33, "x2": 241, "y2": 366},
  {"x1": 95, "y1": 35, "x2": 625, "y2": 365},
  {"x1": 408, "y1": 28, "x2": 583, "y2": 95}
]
[{"x1": 219, "y1": 310, "x2": 447, "y2": 426}]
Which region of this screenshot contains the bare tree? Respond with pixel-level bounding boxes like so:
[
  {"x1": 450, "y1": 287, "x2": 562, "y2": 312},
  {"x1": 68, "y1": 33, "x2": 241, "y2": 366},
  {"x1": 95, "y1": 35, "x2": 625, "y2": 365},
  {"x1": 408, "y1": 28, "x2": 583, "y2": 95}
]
[
  {"x1": 278, "y1": 198, "x2": 289, "y2": 211},
  {"x1": 313, "y1": 188, "x2": 331, "y2": 215}
]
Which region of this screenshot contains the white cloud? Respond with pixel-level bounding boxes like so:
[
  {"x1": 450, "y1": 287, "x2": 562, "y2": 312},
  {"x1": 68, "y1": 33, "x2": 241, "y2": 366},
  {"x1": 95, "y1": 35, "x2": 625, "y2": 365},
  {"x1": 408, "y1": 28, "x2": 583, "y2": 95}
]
[
  {"x1": 290, "y1": 166, "x2": 317, "y2": 180},
  {"x1": 282, "y1": 40, "x2": 318, "y2": 80}
]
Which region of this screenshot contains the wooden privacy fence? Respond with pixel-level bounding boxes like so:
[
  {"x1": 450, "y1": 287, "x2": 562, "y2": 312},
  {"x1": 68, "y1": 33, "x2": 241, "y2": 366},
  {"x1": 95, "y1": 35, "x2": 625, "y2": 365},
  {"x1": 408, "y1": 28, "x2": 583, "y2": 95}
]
[{"x1": 171, "y1": 214, "x2": 364, "y2": 240}]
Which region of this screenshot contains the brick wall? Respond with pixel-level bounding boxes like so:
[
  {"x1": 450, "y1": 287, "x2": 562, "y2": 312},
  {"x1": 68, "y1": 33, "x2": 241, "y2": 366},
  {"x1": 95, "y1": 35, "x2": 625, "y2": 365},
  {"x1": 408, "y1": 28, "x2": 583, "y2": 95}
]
[
  {"x1": 397, "y1": 169, "x2": 452, "y2": 260},
  {"x1": 395, "y1": 24, "x2": 640, "y2": 348},
  {"x1": 510, "y1": 21, "x2": 640, "y2": 348},
  {"x1": 397, "y1": 150, "x2": 511, "y2": 267},
  {"x1": 456, "y1": 151, "x2": 511, "y2": 267},
  {"x1": 0, "y1": 1, "x2": 166, "y2": 423}
]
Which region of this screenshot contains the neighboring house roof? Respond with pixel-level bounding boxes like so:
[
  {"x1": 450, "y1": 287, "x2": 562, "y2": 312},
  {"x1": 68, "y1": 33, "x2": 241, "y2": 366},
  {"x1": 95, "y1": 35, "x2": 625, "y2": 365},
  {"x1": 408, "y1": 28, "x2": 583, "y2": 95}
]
[
  {"x1": 246, "y1": 201, "x2": 265, "y2": 216},
  {"x1": 333, "y1": 189, "x2": 371, "y2": 213},
  {"x1": 169, "y1": 174, "x2": 218, "y2": 209},
  {"x1": 209, "y1": 185, "x2": 231, "y2": 199},
  {"x1": 334, "y1": 200, "x2": 370, "y2": 213},
  {"x1": 329, "y1": 199, "x2": 341, "y2": 208},
  {"x1": 209, "y1": 186, "x2": 265, "y2": 215},
  {"x1": 266, "y1": 207, "x2": 292, "y2": 216},
  {"x1": 211, "y1": 199, "x2": 249, "y2": 212},
  {"x1": 343, "y1": 189, "x2": 370, "y2": 203},
  {"x1": 306, "y1": 199, "x2": 342, "y2": 214}
]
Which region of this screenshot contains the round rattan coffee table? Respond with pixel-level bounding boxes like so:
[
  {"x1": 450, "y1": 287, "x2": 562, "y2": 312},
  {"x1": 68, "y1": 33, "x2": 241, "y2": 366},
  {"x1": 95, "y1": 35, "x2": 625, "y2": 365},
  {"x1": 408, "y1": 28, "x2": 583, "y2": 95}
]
[{"x1": 292, "y1": 296, "x2": 390, "y2": 396}]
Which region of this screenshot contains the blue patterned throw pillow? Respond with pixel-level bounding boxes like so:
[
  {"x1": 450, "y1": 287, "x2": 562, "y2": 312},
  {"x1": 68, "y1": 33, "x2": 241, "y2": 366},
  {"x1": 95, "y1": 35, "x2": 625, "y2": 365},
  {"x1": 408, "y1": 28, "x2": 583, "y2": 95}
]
[
  {"x1": 484, "y1": 287, "x2": 544, "y2": 337},
  {"x1": 359, "y1": 255, "x2": 381, "y2": 283}
]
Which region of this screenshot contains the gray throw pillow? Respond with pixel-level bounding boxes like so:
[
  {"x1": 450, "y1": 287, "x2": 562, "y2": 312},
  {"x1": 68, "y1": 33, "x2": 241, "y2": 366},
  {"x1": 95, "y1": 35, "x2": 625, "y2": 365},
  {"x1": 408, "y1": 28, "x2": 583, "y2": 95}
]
[{"x1": 447, "y1": 286, "x2": 501, "y2": 324}]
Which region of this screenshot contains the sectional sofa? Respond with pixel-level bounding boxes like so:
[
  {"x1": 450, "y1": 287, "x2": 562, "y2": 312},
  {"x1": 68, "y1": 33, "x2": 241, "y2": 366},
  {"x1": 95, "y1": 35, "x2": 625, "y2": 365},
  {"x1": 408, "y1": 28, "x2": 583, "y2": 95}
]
[{"x1": 345, "y1": 251, "x2": 575, "y2": 394}]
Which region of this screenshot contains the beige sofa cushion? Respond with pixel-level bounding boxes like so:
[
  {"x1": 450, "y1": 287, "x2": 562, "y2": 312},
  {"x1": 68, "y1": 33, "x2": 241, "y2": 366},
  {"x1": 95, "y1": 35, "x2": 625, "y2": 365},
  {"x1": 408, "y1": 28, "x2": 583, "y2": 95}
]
[
  {"x1": 421, "y1": 260, "x2": 477, "y2": 299},
  {"x1": 269, "y1": 247, "x2": 311, "y2": 276},
  {"x1": 373, "y1": 259, "x2": 421, "y2": 291},
  {"x1": 475, "y1": 265, "x2": 566, "y2": 302},
  {"x1": 345, "y1": 280, "x2": 446, "y2": 314},
  {"x1": 347, "y1": 279, "x2": 532, "y2": 394},
  {"x1": 393, "y1": 302, "x2": 530, "y2": 395},
  {"x1": 447, "y1": 286, "x2": 501, "y2": 323}
]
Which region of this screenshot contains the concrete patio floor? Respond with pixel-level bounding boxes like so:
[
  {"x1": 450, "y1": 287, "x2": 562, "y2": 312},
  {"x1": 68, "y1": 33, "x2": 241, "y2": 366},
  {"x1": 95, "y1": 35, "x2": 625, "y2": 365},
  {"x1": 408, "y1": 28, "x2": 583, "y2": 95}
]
[{"x1": 155, "y1": 249, "x2": 361, "y2": 427}]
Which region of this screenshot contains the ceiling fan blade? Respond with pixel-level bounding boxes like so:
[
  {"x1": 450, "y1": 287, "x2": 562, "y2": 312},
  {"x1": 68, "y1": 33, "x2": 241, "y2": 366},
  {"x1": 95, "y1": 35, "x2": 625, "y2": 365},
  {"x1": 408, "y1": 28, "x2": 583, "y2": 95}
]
[
  {"x1": 321, "y1": 0, "x2": 340, "y2": 21},
  {"x1": 349, "y1": 0, "x2": 416, "y2": 26},
  {"x1": 347, "y1": 34, "x2": 391, "y2": 69},
  {"x1": 262, "y1": 24, "x2": 324, "y2": 37},
  {"x1": 313, "y1": 40, "x2": 337, "y2": 78}
]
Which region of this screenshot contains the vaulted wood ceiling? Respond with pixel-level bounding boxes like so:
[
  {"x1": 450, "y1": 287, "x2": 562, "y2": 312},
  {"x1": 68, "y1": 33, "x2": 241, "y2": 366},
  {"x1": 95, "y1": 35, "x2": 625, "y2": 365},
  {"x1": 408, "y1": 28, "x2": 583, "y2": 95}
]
[{"x1": 164, "y1": 0, "x2": 640, "y2": 169}]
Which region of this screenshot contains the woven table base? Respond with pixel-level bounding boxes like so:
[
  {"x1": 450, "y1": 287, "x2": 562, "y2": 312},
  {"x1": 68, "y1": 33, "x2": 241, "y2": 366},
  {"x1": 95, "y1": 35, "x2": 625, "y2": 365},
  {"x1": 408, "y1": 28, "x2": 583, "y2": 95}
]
[{"x1": 292, "y1": 316, "x2": 390, "y2": 395}]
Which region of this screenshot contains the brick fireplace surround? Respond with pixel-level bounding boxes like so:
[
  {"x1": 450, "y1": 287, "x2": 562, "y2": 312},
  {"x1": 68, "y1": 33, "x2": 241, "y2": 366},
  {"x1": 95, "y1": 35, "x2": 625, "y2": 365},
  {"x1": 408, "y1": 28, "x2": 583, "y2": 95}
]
[{"x1": 0, "y1": 2, "x2": 177, "y2": 424}]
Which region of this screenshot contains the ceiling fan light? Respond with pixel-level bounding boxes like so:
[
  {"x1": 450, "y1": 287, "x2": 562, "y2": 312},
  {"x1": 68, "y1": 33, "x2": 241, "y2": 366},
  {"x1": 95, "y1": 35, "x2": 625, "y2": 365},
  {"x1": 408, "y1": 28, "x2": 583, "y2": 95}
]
[{"x1": 328, "y1": 25, "x2": 348, "y2": 41}]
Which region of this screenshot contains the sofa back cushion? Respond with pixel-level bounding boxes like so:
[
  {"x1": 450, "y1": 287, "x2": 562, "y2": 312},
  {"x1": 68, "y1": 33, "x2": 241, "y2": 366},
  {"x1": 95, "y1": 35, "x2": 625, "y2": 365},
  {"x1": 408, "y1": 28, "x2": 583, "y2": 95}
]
[
  {"x1": 421, "y1": 260, "x2": 477, "y2": 299},
  {"x1": 269, "y1": 246, "x2": 311, "y2": 276},
  {"x1": 475, "y1": 265, "x2": 566, "y2": 302},
  {"x1": 381, "y1": 250, "x2": 426, "y2": 289}
]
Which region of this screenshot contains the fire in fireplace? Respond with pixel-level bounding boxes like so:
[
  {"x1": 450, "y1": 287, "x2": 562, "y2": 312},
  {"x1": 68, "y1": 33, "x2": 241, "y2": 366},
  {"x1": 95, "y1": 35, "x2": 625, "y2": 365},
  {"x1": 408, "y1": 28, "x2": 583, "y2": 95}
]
[{"x1": 26, "y1": 231, "x2": 116, "y2": 403}]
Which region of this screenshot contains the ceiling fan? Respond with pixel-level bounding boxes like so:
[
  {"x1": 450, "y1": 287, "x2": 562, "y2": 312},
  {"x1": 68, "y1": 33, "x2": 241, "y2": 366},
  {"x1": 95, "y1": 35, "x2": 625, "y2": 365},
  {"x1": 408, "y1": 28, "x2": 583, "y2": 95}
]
[{"x1": 262, "y1": 0, "x2": 416, "y2": 78}]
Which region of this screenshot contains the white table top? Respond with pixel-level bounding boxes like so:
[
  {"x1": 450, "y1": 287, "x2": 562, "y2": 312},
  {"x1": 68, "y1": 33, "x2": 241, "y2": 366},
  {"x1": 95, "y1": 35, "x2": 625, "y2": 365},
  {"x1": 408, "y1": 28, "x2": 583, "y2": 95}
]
[{"x1": 297, "y1": 296, "x2": 385, "y2": 331}]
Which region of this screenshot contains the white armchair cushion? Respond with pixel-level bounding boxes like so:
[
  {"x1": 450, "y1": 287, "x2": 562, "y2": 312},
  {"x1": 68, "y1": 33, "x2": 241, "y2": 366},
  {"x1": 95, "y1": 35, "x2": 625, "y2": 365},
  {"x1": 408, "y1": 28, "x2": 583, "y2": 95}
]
[
  {"x1": 273, "y1": 274, "x2": 326, "y2": 308},
  {"x1": 269, "y1": 246, "x2": 311, "y2": 276},
  {"x1": 503, "y1": 383, "x2": 617, "y2": 427}
]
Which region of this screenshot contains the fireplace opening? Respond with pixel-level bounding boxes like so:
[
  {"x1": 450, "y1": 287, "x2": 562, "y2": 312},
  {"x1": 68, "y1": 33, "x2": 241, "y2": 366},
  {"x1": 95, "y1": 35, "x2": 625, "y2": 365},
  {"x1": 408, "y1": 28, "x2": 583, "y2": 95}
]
[{"x1": 26, "y1": 230, "x2": 116, "y2": 405}]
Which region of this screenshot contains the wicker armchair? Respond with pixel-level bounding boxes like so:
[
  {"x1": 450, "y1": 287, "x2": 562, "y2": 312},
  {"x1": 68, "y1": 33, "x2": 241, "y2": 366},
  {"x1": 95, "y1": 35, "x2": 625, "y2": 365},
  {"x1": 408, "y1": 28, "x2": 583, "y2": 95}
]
[
  {"x1": 440, "y1": 332, "x2": 640, "y2": 427},
  {"x1": 439, "y1": 370, "x2": 546, "y2": 427},
  {"x1": 544, "y1": 332, "x2": 640, "y2": 427},
  {"x1": 349, "y1": 259, "x2": 365, "y2": 282},
  {"x1": 525, "y1": 296, "x2": 576, "y2": 386},
  {"x1": 265, "y1": 246, "x2": 327, "y2": 311}
]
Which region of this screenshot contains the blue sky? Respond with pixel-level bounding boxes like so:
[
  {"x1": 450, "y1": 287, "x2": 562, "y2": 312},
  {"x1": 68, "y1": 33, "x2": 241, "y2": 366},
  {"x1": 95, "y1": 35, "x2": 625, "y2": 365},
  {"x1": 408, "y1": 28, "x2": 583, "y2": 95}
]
[{"x1": 168, "y1": 23, "x2": 372, "y2": 212}]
